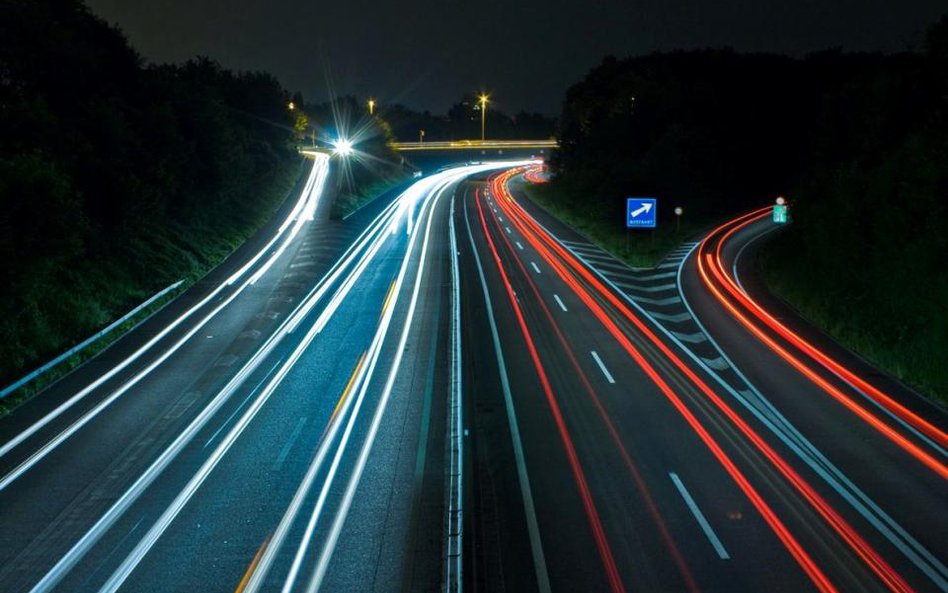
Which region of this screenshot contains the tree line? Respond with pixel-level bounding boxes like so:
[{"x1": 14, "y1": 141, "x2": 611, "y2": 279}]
[
  {"x1": 547, "y1": 16, "x2": 948, "y2": 398},
  {"x1": 0, "y1": 0, "x2": 303, "y2": 384}
]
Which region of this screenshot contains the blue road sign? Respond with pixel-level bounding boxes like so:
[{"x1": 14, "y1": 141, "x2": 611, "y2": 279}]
[{"x1": 626, "y1": 197, "x2": 657, "y2": 228}]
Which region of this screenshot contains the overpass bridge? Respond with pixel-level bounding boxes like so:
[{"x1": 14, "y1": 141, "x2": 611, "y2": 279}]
[{"x1": 388, "y1": 139, "x2": 557, "y2": 151}]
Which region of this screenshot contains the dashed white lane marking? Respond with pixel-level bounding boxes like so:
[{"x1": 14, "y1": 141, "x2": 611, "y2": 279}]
[
  {"x1": 590, "y1": 351, "x2": 615, "y2": 384},
  {"x1": 669, "y1": 472, "x2": 730, "y2": 560},
  {"x1": 516, "y1": 241, "x2": 524, "y2": 250},
  {"x1": 553, "y1": 294, "x2": 568, "y2": 312},
  {"x1": 531, "y1": 262, "x2": 541, "y2": 274}
]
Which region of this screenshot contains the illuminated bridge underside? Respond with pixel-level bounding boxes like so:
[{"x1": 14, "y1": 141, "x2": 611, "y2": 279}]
[{"x1": 389, "y1": 139, "x2": 558, "y2": 151}]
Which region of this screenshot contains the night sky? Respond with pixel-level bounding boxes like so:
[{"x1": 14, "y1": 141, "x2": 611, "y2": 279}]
[{"x1": 86, "y1": 0, "x2": 945, "y2": 115}]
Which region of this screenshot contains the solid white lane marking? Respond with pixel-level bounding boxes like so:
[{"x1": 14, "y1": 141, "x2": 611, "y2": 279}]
[
  {"x1": 553, "y1": 294, "x2": 568, "y2": 312},
  {"x1": 446, "y1": 194, "x2": 465, "y2": 592},
  {"x1": 590, "y1": 351, "x2": 616, "y2": 384},
  {"x1": 516, "y1": 241, "x2": 524, "y2": 250},
  {"x1": 669, "y1": 472, "x2": 730, "y2": 559},
  {"x1": 531, "y1": 262, "x2": 541, "y2": 274}
]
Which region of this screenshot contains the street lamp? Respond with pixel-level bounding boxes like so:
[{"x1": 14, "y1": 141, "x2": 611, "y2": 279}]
[
  {"x1": 368, "y1": 98, "x2": 376, "y2": 115},
  {"x1": 478, "y1": 94, "x2": 489, "y2": 142},
  {"x1": 332, "y1": 138, "x2": 353, "y2": 156},
  {"x1": 288, "y1": 101, "x2": 295, "y2": 111},
  {"x1": 419, "y1": 129, "x2": 425, "y2": 143}
]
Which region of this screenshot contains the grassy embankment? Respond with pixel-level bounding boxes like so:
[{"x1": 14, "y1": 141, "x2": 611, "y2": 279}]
[{"x1": 760, "y1": 131, "x2": 948, "y2": 403}]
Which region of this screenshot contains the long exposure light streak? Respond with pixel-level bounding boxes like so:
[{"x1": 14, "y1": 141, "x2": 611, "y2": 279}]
[
  {"x1": 491, "y1": 168, "x2": 919, "y2": 593},
  {"x1": 474, "y1": 190, "x2": 628, "y2": 593},
  {"x1": 0, "y1": 155, "x2": 331, "y2": 493},
  {"x1": 700, "y1": 211, "x2": 948, "y2": 457},
  {"x1": 477, "y1": 187, "x2": 699, "y2": 592}
]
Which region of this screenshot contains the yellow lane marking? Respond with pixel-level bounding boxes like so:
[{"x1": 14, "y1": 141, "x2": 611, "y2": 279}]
[
  {"x1": 234, "y1": 535, "x2": 270, "y2": 593},
  {"x1": 379, "y1": 280, "x2": 397, "y2": 322}
]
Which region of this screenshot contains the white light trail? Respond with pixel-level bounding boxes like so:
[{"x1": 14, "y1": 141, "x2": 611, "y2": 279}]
[{"x1": 0, "y1": 155, "x2": 330, "y2": 489}]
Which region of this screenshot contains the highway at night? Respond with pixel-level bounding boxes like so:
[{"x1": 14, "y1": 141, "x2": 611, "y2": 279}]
[{"x1": 0, "y1": 157, "x2": 944, "y2": 593}]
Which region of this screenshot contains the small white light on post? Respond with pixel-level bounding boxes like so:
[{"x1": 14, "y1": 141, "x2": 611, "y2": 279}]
[
  {"x1": 674, "y1": 206, "x2": 683, "y2": 232},
  {"x1": 776, "y1": 196, "x2": 786, "y2": 205},
  {"x1": 479, "y1": 94, "x2": 489, "y2": 142}
]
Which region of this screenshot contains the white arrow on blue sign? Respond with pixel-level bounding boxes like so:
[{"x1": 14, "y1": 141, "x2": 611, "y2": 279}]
[{"x1": 626, "y1": 197, "x2": 657, "y2": 228}]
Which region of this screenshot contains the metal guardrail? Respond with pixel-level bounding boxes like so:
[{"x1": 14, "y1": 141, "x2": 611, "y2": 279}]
[
  {"x1": 389, "y1": 139, "x2": 558, "y2": 151},
  {"x1": 0, "y1": 280, "x2": 184, "y2": 399}
]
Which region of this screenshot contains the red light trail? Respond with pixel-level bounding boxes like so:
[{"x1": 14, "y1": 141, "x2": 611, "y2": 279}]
[{"x1": 487, "y1": 168, "x2": 919, "y2": 593}]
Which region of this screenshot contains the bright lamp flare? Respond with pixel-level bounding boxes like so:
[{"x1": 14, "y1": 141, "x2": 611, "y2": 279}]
[{"x1": 333, "y1": 138, "x2": 354, "y2": 156}]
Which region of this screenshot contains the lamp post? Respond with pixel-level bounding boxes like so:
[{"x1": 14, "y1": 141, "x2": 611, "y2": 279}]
[
  {"x1": 419, "y1": 129, "x2": 425, "y2": 144},
  {"x1": 478, "y1": 94, "x2": 489, "y2": 142},
  {"x1": 368, "y1": 98, "x2": 376, "y2": 115}
]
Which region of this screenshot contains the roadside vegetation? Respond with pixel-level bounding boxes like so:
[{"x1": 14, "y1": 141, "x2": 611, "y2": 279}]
[
  {"x1": 761, "y1": 19, "x2": 948, "y2": 401},
  {"x1": 541, "y1": 15, "x2": 948, "y2": 401},
  {"x1": 304, "y1": 102, "x2": 410, "y2": 219},
  {"x1": 0, "y1": 0, "x2": 305, "y2": 401},
  {"x1": 522, "y1": 182, "x2": 703, "y2": 267}
]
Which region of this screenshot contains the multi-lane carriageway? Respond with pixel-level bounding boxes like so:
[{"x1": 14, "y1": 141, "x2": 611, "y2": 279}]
[{"x1": 0, "y1": 157, "x2": 944, "y2": 593}]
